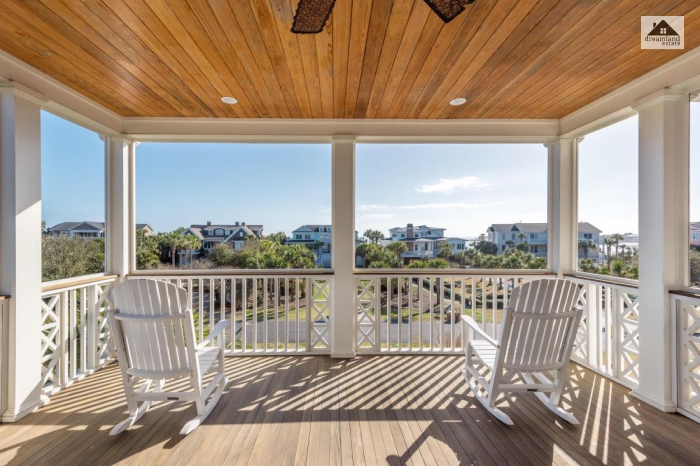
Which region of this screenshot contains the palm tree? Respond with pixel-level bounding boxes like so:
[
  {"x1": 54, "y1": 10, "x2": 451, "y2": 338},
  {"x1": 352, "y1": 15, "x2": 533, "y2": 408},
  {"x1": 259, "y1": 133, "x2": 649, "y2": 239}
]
[
  {"x1": 604, "y1": 237, "x2": 616, "y2": 270},
  {"x1": 363, "y1": 229, "x2": 384, "y2": 245},
  {"x1": 183, "y1": 234, "x2": 202, "y2": 265},
  {"x1": 610, "y1": 233, "x2": 625, "y2": 258},
  {"x1": 437, "y1": 241, "x2": 453, "y2": 259},
  {"x1": 505, "y1": 240, "x2": 515, "y2": 249},
  {"x1": 578, "y1": 239, "x2": 595, "y2": 259},
  {"x1": 386, "y1": 241, "x2": 407, "y2": 259},
  {"x1": 517, "y1": 233, "x2": 527, "y2": 243}
]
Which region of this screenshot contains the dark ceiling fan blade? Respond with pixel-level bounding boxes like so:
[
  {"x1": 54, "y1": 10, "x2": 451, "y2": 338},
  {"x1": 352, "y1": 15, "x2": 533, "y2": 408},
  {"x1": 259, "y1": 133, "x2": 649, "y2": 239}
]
[
  {"x1": 423, "y1": 0, "x2": 475, "y2": 23},
  {"x1": 291, "y1": 0, "x2": 337, "y2": 34}
]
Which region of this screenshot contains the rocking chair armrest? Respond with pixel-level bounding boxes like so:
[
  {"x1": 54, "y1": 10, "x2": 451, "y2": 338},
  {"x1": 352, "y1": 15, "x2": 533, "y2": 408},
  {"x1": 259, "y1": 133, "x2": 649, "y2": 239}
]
[
  {"x1": 462, "y1": 316, "x2": 499, "y2": 348},
  {"x1": 197, "y1": 320, "x2": 230, "y2": 349}
]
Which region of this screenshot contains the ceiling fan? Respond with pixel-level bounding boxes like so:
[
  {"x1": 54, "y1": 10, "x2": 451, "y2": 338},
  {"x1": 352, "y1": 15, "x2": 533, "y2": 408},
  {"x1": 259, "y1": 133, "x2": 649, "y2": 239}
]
[{"x1": 291, "y1": 0, "x2": 476, "y2": 34}]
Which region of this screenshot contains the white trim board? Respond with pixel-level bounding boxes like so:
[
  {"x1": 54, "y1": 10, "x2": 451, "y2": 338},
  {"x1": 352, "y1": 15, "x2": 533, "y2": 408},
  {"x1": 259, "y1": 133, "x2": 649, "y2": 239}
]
[{"x1": 123, "y1": 118, "x2": 559, "y2": 141}]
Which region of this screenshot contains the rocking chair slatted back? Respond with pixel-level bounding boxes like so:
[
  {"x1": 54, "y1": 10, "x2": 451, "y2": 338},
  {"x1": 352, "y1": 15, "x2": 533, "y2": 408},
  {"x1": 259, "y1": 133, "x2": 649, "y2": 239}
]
[
  {"x1": 111, "y1": 280, "x2": 193, "y2": 377},
  {"x1": 501, "y1": 279, "x2": 580, "y2": 371}
]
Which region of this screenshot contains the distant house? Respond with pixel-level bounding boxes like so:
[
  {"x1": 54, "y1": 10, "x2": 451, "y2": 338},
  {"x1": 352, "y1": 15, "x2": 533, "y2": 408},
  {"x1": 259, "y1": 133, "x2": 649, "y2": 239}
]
[
  {"x1": 287, "y1": 225, "x2": 333, "y2": 268},
  {"x1": 387, "y1": 223, "x2": 469, "y2": 261},
  {"x1": 185, "y1": 221, "x2": 263, "y2": 253},
  {"x1": 47, "y1": 221, "x2": 153, "y2": 238},
  {"x1": 691, "y1": 222, "x2": 700, "y2": 247},
  {"x1": 487, "y1": 222, "x2": 602, "y2": 259},
  {"x1": 286, "y1": 225, "x2": 362, "y2": 268}
]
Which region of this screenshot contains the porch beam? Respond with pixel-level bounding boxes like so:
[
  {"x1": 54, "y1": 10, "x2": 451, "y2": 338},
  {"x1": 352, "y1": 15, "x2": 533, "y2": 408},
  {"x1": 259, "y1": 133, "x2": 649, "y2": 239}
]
[
  {"x1": 331, "y1": 136, "x2": 356, "y2": 358},
  {"x1": 632, "y1": 89, "x2": 687, "y2": 412},
  {"x1": 0, "y1": 84, "x2": 43, "y2": 421}
]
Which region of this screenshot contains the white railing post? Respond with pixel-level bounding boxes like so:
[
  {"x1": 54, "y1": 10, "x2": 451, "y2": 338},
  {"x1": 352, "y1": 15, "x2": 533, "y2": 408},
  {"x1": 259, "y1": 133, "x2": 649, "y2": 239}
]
[
  {"x1": 548, "y1": 137, "x2": 578, "y2": 276},
  {"x1": 0, "y1": 84, "x2": 43, "y2": 422},
  {"x1": 585, "y1": 283, "x2": 599, "y2": 368},
  {"x1": 633, "y1": 90, "x2": 687, "y2": 412},
  {"x1": 58, "y1": 292, "x2": 69, "y2": 387},
  {"x1": 86, "y1": 285, "x2": 99, "y2": 371},
  {"x1": 331, "y1": 136, "x2": 356, "y2": 358},
  {"x1": 105, "y1": 137, "x2": 133, "y2": 278}
]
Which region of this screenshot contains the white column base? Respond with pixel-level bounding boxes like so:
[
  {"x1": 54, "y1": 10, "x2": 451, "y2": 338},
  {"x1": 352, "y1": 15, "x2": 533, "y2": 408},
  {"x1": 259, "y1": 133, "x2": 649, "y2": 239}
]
[
  {"x1": 631, "y1": 388, "x2": 676, "y2": 413},
  {"x1": 1, "y1": 395, "x2": 42, "y2": 422},
  {"x1": 331, "y1": 351, "x2": 356, "y2": 359}
]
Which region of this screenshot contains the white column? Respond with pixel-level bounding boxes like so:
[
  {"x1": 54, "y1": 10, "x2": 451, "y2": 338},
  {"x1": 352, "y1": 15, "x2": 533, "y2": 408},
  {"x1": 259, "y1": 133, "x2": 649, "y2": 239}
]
[
  {"x1": 331, "y1": 136, "x2": 356, "y2": 358},
  {"x1": 105, "y1": 137, "x2": 133, "y2": 278},
  {"x1": 632, "y1": 90, "x2": 686, "y2": 412},
  {"x1": 549, "y1": 137, "x2": 578, "y2": 276},
  {"x1": 0, "y1": 84, "x2": 44, "y2": 421}
]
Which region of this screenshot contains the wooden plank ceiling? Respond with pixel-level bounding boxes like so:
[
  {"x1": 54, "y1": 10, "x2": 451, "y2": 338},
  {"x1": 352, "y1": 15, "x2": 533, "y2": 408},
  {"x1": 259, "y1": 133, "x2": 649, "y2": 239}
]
[{"x1": 0, "y1": 0, "x2": 698, "y2": 119}]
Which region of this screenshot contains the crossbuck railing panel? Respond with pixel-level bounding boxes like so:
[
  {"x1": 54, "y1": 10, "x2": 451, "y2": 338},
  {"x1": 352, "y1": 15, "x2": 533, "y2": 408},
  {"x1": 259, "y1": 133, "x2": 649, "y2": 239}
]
[
  {"x1": 128, "y1": 275, "x2": 332, "y2": 354},
  {"x1": 568, "y1": 277, "x2": 640, "y2": 389},
  {"x1": 672, "y1": 293, "x2": 700, "y2": 420},
  {"x1": 355, "y1": 273, "x2": 552, "y2": 354},
  {"x1": 41, "y1": 276, "x2": 117, "y2": 396}
]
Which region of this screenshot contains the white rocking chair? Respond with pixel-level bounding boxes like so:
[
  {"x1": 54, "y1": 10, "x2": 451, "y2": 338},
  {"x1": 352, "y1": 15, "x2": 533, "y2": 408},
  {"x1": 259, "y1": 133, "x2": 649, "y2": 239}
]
[
  {"x1": 107, "y1": 279, "x2": 229, "y2": 435},
  {"x1": 462, "y1": 278, "x2": 583, "y2": 425}
]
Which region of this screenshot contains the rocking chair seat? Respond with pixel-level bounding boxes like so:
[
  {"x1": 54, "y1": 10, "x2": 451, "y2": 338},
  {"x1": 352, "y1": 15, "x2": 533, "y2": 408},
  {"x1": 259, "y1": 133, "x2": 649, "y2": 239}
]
[
  {"x1": 469, "y1": 340, "x2": 498, "y2": 368},
  {"x1": 197, "y1": 347, "x2": 222, "y2": 377}
]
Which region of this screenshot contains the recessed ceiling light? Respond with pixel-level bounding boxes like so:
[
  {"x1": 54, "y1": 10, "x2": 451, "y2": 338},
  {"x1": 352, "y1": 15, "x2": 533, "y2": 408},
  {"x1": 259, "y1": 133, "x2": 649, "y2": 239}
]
[
  {"x1": 450, "y1": 97, "x2": 467, "y2": 106},
  {"x1": 221, "y1": 96, "x2": 238, "y2": 105}
]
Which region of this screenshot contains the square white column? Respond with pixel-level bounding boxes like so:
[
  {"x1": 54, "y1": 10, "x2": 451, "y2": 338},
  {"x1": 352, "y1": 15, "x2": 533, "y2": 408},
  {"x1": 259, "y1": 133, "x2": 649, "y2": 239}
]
[
  {"x1": 549, "y1": 137, "x2": 578, "y2": 276},
  {"x1": 0, "y1": 84, "x2": 44, "y2": 421},
  {"x1": 331, "y1": 136, "x2": 356, "y2": 358},
  {"x1": 105, "y1": 137, "x2": 134, "y2": 278},
  {"x1": 632, "y1": 90, "x2": 686, "y2": 411}
]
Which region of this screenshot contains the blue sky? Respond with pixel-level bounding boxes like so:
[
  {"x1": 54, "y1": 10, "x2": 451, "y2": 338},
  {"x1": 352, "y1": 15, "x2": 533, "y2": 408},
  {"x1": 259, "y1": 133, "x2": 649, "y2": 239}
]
[
  {"x1": 691, "y1": 102, "x2": 700, "y2": 222},
  {"x1": 42, "y1": 109, "x2": 684, "y2": 239},
  {"x1": 578, "y1": 115, "x2": 639, "y2": 235}
]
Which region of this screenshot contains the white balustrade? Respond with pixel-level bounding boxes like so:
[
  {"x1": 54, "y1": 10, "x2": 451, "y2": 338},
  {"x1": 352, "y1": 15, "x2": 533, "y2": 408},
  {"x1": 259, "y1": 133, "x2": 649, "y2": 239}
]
[
  {"x1": 128, "y1": 274, "x2": 332, "y2": 355},
  {"x1": 568, "y1": 276, "x2": 640, "y2": 389},
  {"x1": 671, "y1": 292, "x2": 700, "y2": 421},
  {"x1": 355, "y1": 272, "x2": 553, "y2": 353},
  {"x1": 40, "y1": 276, "x2": 118, "y2": 396}
]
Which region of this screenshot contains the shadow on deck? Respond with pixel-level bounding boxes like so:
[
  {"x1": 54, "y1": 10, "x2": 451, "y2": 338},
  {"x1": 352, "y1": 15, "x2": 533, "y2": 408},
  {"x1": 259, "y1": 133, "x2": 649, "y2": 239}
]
[{"x1": 0, "y1": 355, "x2": 698, "y2": 465}]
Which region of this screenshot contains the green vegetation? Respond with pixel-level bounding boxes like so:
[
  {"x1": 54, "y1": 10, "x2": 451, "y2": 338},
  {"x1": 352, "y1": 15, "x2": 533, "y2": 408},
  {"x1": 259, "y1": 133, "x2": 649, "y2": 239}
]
[
  {"x1": 42, "y1": 234, "x2": 105, "y2": 282},
  {"x1": 578, "y1": 233, "x2": 639, "y2": 279},
  {"x1": 690, "y1": 246, "x2": 700, "y2": 287}
]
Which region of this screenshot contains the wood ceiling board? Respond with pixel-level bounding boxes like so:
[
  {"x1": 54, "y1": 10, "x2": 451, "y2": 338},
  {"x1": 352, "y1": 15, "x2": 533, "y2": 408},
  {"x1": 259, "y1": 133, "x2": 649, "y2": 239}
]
[
  {"x1": 493, "y1": 0, "x2": 687, "y2": 119},
  {"x1": 508, "y1": 0, "x2": 691, "y2": 119},
  {"x1": 0, "y1": 0, "x2": 698, "y2": 119}
]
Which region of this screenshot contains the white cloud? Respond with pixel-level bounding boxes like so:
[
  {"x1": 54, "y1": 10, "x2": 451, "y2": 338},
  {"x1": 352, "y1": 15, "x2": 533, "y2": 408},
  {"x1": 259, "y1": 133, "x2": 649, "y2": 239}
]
[{"x1": 415, "y1": 176, "x2": 489, "y2": 194}]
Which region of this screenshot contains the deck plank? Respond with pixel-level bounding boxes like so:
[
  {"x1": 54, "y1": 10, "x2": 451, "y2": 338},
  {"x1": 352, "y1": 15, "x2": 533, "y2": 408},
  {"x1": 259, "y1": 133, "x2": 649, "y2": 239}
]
[{"x1": 0, "y1": 356, "x2": 699, "y2": 466}]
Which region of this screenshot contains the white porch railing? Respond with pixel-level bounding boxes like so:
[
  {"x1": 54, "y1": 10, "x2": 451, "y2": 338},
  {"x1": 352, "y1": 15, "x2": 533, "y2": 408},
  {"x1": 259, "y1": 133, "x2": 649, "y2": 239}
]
[
  {"x1": 671, "y1": 292, "x2": 700, "y2": 421},
  {"x1": 40, "y1": 275, "x2": 118, "y2": 396},
  {"x1": 568, "y1": 276, "x2": 640, "y2": 389},
  {"x1": 355, "y1": 272, "x2": 553, "y2": 354},
  {"x1": 127, "y1": 274, "x2": 332, "y2": 355}
]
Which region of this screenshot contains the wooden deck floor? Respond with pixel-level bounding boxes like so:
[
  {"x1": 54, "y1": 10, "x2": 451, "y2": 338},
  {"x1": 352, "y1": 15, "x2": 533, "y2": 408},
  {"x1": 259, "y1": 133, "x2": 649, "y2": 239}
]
[{"x1": 0, "y1": 356, "x2": 699, "y2": 466}]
